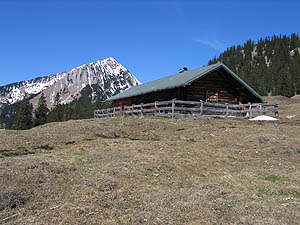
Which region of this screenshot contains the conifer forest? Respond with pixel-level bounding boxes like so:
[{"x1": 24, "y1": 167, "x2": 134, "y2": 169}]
[{"x1": 209, "y1": 33, "x2": 300, "y2": 97}]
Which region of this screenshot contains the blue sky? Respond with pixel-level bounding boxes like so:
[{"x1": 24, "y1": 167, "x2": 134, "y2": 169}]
[{"x1": 0, "y1": 0, "x2": 299, "y2": 86}]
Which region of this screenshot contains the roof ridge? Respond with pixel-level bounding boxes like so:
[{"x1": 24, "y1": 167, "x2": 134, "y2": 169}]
[
  {"x1": 116, "y1": 63, "x2": 220, "y2": 91},
  {"x1": 143, "y1": 63, "x2": 219, "y2": 83},
  {"x1": 183, "y1": 63, "x2": 222, "y2": 85}
]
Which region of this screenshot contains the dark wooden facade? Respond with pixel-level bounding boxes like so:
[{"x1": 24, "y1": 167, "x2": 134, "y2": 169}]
[{"x1": 113, "y1": 67, "x2": 262, "y2": 107}]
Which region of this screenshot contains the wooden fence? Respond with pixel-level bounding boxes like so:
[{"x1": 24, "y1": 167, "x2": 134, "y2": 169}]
[{"x1": 94, "y1": 99, "x2": 279, "y2": 119}]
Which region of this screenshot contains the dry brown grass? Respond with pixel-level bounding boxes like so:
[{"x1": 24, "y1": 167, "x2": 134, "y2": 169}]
[{"x1": 1, "y1": 96, "x2": 300, "y2": 224}]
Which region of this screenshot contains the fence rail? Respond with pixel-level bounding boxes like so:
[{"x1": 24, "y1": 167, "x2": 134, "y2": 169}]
[{"x1": 94, "y1": 99, "x2": 279, "y2": 119}]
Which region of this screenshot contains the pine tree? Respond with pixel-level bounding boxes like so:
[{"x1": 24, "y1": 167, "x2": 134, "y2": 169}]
[
  {"x1": 48, "y1": 92, "x2": 64, "y2": 122},
  {"x1": 54, "y1": 92, "x2": 60, "y2": 106},
  {"x1": 34, "y1": 92, "x2": 49, "y2": 126},
  {"x1": 14, "y1": 98, "x2": 33, "y2": 130}
]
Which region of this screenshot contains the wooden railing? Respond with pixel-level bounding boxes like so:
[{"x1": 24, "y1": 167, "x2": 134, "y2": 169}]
[{"x1": 94, "y1": 99, "x2": 279, "y2": 119}]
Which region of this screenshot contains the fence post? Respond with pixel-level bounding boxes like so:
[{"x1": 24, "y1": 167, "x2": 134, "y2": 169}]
[
  {"x1": 225, "y1": 103, "x2": 229, "y2": 117},
  {"x1": 171, "y1": 99, "x2": 175, "y2": 119},
  {"x1": 113, "y1": 107, "x2": 115, "y2": 118},
  {"x1": 200, "y1": 100, "x2": 203, "y2": 116},
  {"x1": 249, "y1": 102, "x2": 252, "y2": 119},
  {"x1": 259, "y1": 104, "x2": 263, "y2": 116},
  {"x1": 132, "y1": 104, "x2": 134, "y2": 116},
  {"x1": 154, "y1": 101, "x2": 158, "y2": 116},
  {"x1": 275, "y1": 104, "x2": 279, "y2": 118},
  {"x1": 140, "y1": 103, "x2": 144, "y2": 117}
]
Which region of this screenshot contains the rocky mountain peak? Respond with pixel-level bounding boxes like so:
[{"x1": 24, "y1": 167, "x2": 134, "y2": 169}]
[{"x1": 0, "y1": 57, "x2": 141, "y2": 108}]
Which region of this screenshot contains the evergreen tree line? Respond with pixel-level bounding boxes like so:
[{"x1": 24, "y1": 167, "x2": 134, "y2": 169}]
[
  {"x1": 208, "y1": 33, "x2": 300, "y2": 97},
  {"x1": 13, "y1": 91, "x2": 110, "y2": 130}
]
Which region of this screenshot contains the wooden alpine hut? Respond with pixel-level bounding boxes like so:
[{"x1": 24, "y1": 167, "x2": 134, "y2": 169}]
[{"x1": 106, "y1": 62, "x2": 263, "y2": 108}]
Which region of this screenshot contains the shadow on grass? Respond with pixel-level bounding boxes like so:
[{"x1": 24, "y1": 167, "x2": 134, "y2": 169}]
[{"x1": 0, "y1": 148, "x2": 34, "y2": 158}]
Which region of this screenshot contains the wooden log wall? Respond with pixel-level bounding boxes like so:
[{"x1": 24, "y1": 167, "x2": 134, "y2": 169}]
[
  {"x1": 187, "y1": 70, "x2": 236, "y2": 103},
  {"x1": 186, "y1": 68, "x2": 261, "y2": 104},
  {"x1": 114, "y1": 97, "x2": 132, "y2": 107}
]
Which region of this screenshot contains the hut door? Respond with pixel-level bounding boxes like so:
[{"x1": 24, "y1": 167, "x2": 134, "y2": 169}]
[{"x1": 206, "y1": 91, "x2": 218, "y2": 103}]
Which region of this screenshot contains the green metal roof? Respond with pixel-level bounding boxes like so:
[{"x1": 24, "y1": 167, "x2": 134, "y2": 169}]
[{"x1": 106, "y1": 62, "x2": 263, "y2": 102}]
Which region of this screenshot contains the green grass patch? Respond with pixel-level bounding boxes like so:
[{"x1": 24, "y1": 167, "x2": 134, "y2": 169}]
[
  {"x1": 73, "y1": 151, "x2": 92, "y2": 167},
  {"x1": 175, "y1": 181, "x2": 193, "y2": 189},
  {"x1": 73, "y1": 151, "x2": 85, "y2": 166},
  {"x1": 260, "y1": 173, "x2": 282, "y2": 183},
  {"x1": 0, "y1": 150, "x2": 15, "y2": 158},
  {"x1": 176, "y1": 181, "x2": 185, "y2": 189},
  {"x1": 248, "y1": 184, "x2": 300, "y2": 199},
  {"x1": 248, "y1": 185, "x2": 276, "y2": 196},
  {"x1": 5, "y1": 130, "x2": 22, "y2": 136},
  {"x1": 280, "y1": 192, "x2": 300, "y2": 199}
]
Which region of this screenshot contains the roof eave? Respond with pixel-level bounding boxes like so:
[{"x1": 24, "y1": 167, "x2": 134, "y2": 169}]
[{"x1": 105, "y1": 84, "x2": 187, "y2": 102}]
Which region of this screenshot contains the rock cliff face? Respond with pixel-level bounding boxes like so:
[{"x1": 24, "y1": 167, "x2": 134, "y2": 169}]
[{"x1": 0, "y1": 57, "x2": 141, "y2": 108}]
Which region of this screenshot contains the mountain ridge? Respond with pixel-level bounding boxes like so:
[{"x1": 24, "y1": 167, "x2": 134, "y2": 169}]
[{"x1": 0, "y1": 57, "x2": 141, "y2": 108}]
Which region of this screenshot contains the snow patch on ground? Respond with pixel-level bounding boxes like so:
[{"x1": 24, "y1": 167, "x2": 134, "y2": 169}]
[
  {"x1": 249, "y1": 115, "x2": 278, "y2": 121},
  {"x1": 286, "y1": 115, "x2": 296, "y2": 119}
]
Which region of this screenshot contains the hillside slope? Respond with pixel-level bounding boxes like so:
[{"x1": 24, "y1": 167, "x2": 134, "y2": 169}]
[
  {"x1": 1, "y1": 96, "x2": 300, "y2": 224},
  {"x1": 209, "y1": 33, "x2": 300, "y2": 97}
]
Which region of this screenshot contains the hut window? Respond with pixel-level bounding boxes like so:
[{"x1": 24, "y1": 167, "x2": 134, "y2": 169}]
[{"x1": 206, "y1": 91, "x2": 218, "y2": 103}]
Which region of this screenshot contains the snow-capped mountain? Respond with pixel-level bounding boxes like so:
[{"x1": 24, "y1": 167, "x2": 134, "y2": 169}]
[{"x1": 0, "y1": 57, "x2": 141, "y2": 107}]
